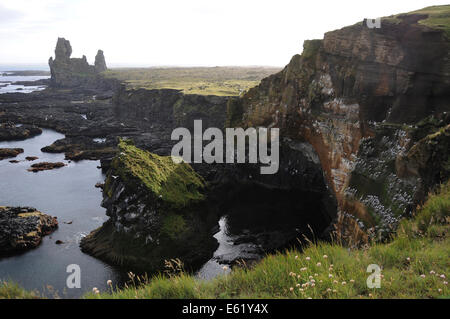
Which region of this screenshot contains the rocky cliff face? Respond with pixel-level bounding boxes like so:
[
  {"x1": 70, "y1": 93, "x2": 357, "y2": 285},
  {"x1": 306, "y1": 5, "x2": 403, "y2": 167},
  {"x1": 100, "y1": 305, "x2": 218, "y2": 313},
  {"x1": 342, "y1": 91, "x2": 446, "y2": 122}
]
[
  {"x1": 229, "y1": 7, "x2": 450, "y2": 240},
  {"x1": 110, "y1": 86, "x2": 229, "y2": 156},
  {"x1": 48, "y1": 38, "x2": 113, "y2": 89},
  {"x1": 113, "y1": 86, "x2": 228, "y2": 129}
]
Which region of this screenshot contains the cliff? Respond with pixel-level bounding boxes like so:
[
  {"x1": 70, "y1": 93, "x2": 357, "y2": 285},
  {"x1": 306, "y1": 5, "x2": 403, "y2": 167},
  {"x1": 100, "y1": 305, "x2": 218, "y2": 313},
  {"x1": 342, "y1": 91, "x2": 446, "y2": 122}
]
[
  {"x1": 109, "y1": 85, "x2": 229, "y2": 156},
  {"x1": 229, "y1": 5, "x2": 450, "y2": 240},
  {"x1": 113, "y1": 86, "x2": 228, "y2": 129},
  {"x1": 48, "y1": 38, "x2": 114, "y2": 89}
]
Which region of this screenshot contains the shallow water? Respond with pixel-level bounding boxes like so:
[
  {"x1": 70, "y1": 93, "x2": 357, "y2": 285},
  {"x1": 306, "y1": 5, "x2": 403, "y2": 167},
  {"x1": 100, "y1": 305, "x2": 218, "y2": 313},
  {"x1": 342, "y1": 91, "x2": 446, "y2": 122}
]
[
  {"x1": 0, "y1": 73, "x2": 49, "y2": 94},
  {"x1": 0, "y1": 129, "x2": 122, "y2": 298},
  {"x1": 196, "y1": 216, "x2": 260, "y2": 280}
]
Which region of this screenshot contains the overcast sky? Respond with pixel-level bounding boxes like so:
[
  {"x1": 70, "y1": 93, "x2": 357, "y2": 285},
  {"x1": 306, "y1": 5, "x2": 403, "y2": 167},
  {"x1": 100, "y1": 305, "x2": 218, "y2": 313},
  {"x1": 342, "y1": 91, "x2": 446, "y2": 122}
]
[{"x1": 0, "y1": 0, "x2": 448, "y2": 67}]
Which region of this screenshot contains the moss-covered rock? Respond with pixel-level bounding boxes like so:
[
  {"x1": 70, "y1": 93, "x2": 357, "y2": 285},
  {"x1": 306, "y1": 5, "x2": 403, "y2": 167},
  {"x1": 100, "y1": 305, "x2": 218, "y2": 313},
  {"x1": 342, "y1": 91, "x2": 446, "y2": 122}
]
[
  {"x1": 80, "y1": 139, "x2": 218, "y2": 273},
  {"x1": 226, "y1": 5, "x2": 450, "y2": 243}
]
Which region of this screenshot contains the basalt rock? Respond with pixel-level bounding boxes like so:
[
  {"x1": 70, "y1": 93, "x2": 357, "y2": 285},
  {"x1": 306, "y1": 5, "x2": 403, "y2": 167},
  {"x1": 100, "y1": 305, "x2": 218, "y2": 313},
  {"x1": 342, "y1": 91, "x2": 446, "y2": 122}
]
[
  {"x1": 0, "y1": 206, "x2": 58, "y2": 256},
  {"x1": 113, "y1": 86, "x2": 228, "y2": 131},
  {"x1": 208, "y1": 138, "x2": 337, "y2": 248},
  {"x1": 41, "y1": 136, "x2": 117, "y2": 161},
  {"x1": 0, "y1": 148, "x2": 23, "y2": 160},
  {"x1": 0, "y1": 122, "x2": 42, "y2": 141},
  {"x1": 80, "y1": 139, "x2": 218, "y2": 273},
  {"x1": 94, "y1": 50, "x2": 107, "y2": 72}
]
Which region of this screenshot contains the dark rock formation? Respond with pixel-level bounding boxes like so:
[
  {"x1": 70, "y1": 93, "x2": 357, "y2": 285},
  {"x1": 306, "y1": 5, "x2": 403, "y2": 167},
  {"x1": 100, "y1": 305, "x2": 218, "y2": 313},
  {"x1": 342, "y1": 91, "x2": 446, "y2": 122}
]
[
  {"x1": 27, "y1": 162, "x2": 66, "y2": 172},
  {"x1": 41, "y1": 136, "x2": 116, "y2": 161},
  {"x1": 95, "y1": 50, "x2": 107, "y2": 72},
  {"x1": 208, "y1": 138, "x2": 337, "y2": 248},
  {"x1": 0, "y1": 206, "x2": 58, "y2": 256},
  {"x1": 0, "y1": 122, "x2": 42, "y2": 141},
  {"x1": 0, "y1": 148, "x2": 23, "y2": 160},
  {"x1": 48, "y1": 38, "x2": 114, "y2": 89},
  {"x1": 113, "y1": 86, "x2": 228, "y2": 129}
]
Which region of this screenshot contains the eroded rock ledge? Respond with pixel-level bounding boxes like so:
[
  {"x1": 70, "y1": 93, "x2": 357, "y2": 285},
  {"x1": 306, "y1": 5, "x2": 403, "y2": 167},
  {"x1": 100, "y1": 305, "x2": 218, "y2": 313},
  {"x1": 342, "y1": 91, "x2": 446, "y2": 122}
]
[
  {"x1": 0, "y1": 122, "x2": 42, "y2": 141},
  {"x1": 0, "y1": 206, "x2": 58, "y2": 256}
]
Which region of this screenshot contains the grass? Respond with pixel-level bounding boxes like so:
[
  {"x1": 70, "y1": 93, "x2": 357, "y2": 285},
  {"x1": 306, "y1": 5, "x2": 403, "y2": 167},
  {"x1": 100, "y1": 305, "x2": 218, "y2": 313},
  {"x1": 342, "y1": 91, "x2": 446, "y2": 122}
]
[
  {"x1": 0, "y1": 281, "x2": 39, "y2": 299},
  {"x1": 103, "y1": 66, "x2": 281, "y2": 96},
  {"x1": 411, "y1": 5, "x2": 450, "y2": 36},
  {"x1": 111, "y1": 139, "x2": 205, "y2": 208},
  {"x1": 84, "y1": 181, "x2": 449, "y2": 299},
  {"x1": 383, "y1": 5, "x2": 450, "y2": 37}
]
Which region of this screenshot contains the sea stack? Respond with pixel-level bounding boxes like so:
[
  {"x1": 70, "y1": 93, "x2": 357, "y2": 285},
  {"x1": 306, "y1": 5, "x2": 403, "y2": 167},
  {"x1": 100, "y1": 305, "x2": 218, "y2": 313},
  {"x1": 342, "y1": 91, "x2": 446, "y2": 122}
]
[
  {"x1": 48, "y1": 37, "x2": 108, "y2": 88},
  {"x1": 95, "y1": 50, "x2": 107, "y2": 72}
]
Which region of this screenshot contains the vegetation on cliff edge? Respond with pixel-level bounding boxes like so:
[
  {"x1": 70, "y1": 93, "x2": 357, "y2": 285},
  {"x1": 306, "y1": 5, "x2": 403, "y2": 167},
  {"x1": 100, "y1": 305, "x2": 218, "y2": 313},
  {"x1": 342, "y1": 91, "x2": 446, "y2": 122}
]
[{"x1": 385, "y1": 5, "x2": 450, "y2": 36}]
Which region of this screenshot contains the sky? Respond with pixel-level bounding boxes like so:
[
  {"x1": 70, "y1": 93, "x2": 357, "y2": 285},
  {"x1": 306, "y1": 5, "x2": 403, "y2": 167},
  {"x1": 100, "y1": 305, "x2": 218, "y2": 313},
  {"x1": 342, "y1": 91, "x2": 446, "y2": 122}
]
[{"x1": 0, "y1": 0, "x2": 449, "y2": 67}]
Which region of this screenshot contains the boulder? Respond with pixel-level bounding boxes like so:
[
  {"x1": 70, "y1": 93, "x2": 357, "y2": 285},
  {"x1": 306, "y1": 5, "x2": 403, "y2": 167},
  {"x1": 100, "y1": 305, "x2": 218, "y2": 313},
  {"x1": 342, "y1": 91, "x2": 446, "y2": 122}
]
[
  {"x1": 0, "y1": 148, "x2": 23, "y2": 160},
  {"x1": 0, "y1": 122, "x2": 42, "y2": 141},
  {"x1": 0, "y1": 206, "x2": 58, "y2": 256}
]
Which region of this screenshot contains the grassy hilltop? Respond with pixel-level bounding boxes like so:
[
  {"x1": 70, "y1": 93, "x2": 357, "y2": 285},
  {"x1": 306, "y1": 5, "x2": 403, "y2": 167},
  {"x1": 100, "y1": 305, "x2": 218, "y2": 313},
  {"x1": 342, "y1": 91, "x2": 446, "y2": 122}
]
[{"x1": 103, "y1": 66, "x2": 281, "y2": 96}]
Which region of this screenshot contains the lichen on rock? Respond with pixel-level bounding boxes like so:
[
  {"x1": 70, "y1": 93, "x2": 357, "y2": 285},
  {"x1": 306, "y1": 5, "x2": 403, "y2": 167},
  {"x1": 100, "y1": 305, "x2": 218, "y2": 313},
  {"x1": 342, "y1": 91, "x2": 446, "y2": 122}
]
[{"x1": 0, "y1": 206, "x2": 58, "y2": 256}]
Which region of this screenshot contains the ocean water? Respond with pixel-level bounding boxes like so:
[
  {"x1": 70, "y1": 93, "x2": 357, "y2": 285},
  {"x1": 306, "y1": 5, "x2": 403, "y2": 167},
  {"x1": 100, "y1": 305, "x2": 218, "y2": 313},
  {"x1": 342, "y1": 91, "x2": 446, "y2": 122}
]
[
  {"x1": 0, "y1": 71, "x2": 49, "y2": 94},
  {"x1": 0, "y1": 69, "x2": 237, "y2": 297}
]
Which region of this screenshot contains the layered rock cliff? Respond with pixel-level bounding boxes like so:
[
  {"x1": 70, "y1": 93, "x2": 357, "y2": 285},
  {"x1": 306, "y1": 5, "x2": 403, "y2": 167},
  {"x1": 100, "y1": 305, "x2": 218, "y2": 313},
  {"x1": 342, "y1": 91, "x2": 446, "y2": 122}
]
[
  {"x1": 228, "y1": 6, "x2": 450, "y2": 240},
  {"x1": 108, "y1": 85, "x2": 229, "y2": 156},
  {"x1": 48, "y1": 38, "x2": 114, "y2": 89}
]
